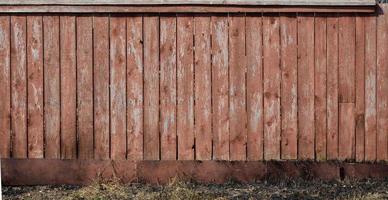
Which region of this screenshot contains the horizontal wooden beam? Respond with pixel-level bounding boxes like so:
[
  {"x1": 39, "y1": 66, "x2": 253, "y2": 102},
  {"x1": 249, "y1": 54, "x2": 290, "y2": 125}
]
[
  {"x1": 2, "y1": 159, "x2": 388, "y2": 185},
  {"x1": 0, "y1": 5, "x2": 377, "y2": 13},
  {"x1": 0, "y1": 0, "x2": 377, "y2": 6}
]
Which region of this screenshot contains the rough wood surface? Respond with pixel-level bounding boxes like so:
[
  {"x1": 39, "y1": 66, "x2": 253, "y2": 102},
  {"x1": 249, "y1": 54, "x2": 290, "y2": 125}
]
[
  {"x1": 339, "y1": 103, "x2": 356, "y2": 160},
  {"x1": 27, "y1": 16, "x2": 43, "y2": 159},
  {"x1": 0, "y1": 16, "x2": 10, "y2": 158},
  {"x1": 60, "y1": 16, "x2": 77, "y2": 159}
]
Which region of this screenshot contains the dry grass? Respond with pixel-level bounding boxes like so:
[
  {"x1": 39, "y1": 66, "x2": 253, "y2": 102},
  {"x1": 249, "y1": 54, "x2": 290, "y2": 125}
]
[{"x1": 3, "y1": 178, "x2": 388, "y2": 200}]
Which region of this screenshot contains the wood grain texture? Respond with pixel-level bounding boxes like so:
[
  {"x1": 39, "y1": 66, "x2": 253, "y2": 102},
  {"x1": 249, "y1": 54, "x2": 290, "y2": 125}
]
[
  {"x1": 314, "y1": 15, "x2": 327, "y2": 161},
  {"x1": 160, "y1": 16, "x2": 176, "y2": 160},
  {"x1": 263, "y1": 15, "x2": 281, "y2": 160},
  {"x1": 339, "y1": 103, "x2": 356, "y2": 160},
  {"x1": 77, "y1": 16, "x2": 94, "y2": 159},
  {"x1": 297, "y1": 14, "x2": 315, "y2": 160},
  {"x1": 229, "y1": 14, "x2": 246, "y2": 161},
  {"x1": 211, "y1": 16, "x2": 229, "y2": 160},
  {"x1": 11, "y1": 16, "x2": 27, "y2": 158},
  {"x1": 280, "y1": 14, "x2": 297, "y2": 160},
  {"x1": 0, "y1": 16, "x2": 10, "y2": 158},
  {"x1": 44, "y1": 16, "x2": 60, "y2": 159},
  {"x1": 143, "y1": 16, "x2": 160, "y2": 160},
  {"x1": 194, "y1": 15, "x2": 212, "y2": 161},
  {"x1": 110, "y1": 16, "x2": 127, "y2": 160},
  {"x1": 355, "y1": 16, "x2": 365, "y2": 162},
  {"x1": 326, "y1": 15, "x2": 339, "y2": 160},
  {"x1": 27, "y1": 16, "x2": 43, "y2": 158},
  {"x1": 93, "y1": 16, "x2": 110, "y2": 160},
  {"x1": 127, "y1": 16, "x2": 143, "y2": 160},
  {"x1": 364, "y1": 15, "x2": 377, "y2": 162},
  {"x1": 60, "y1": 16, "x2": 77, "y2": 159},
  {"x1": 338, "y1": 15, "x2": 356, "y2": 103},
  {"x1": 246, "y1": 15, "x2": 263, "y2": 161},
  {"x1": 177, "y1": 15, "x2": 194, "y2": 160},
  {"x1": 377, "y1": 10, "x2": 388, "y2": 161}
]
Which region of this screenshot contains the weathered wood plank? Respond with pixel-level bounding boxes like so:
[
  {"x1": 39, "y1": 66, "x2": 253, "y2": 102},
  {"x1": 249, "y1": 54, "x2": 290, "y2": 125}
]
[
  {"x1": 194, "y1": 15, "x2": 212, "y2": 161},
  {"x1": 160, "y1": 16, "x2": 176, "y2": 160},
  {"x1": 229, "y1": 14, "x2": 246, "y2": 161},
  {"x1": 93, "y1": 16, "x2": 110, "y2": 160},
  {"x1": 11, "y1": 16, "x2": 27, "y2": 158},
  {"x1": 338, "y1": 15, "x2": 356, "y2": 103},
  {"x1": 364, "y1": 15, "x2": 377, "y2": 162},
  {"x1": 339, "y1": 103, "x2": 356, "y2": 160},
  {"x1": 280, "y1": 14, "x2": 297, "y2": 160},
  {"x1": 314, "y1": 15, "x2": 327, "y2": 161},
  {"x1": 211, "y1": 16, "x2": 229, "y2": 160},
  {"x1": 297, "y1": 14, "x2": 315, "y2": 160},
  {"x1": 377, "y1": 9, "x2": 388, "y2": 161},
  {"x1": 177, "y1": 15, "x2": 194, "y2": 160},
  {"x1": 0, "y1": 16, "x2": 10, "y2": 158},
  {"x1": 60, "y1": 16, "x2": 77, "y2": 159},
  {"x1": 326, "y1": 15, "x2": 339, "y2": 160},
  {"x1": 77, "y1": 16, "x2": 94, "y2": 159},
  {"x1": 246, "y1": 15, "x2": 263, "y2": 161},
  {"x1": 143, "y1": 16, "x2": 160, "y2": 160},
  {"x1": 44, "y1": 16, "x2": 60, "y2": 159},
  {"x1": 0, "y1": 6, "x2": 375, "y2": 14},
  {"x1": 127, "y1": 16, "x2": 143, "y2": 160},
  {"x1": 0, "y1": 0, "x2": 376, "y2": 6},
  {"x1": 110, "y1": 16, "x2": 127, "y2": 160},
  {"x1": 263, "y1": 15, "x2": 281, "y2": 160},
  {"x1": 27, "y1": 16, "x2": 43, "y2": 158},
  {"x1": 355, "y1": 15, "x2": 365, "y2": 162}
]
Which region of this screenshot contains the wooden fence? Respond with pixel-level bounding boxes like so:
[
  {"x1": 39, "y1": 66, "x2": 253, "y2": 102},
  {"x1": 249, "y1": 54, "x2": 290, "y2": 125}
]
[{"x1": 1, "y1": 5, "x2": 388, "y2": 163}]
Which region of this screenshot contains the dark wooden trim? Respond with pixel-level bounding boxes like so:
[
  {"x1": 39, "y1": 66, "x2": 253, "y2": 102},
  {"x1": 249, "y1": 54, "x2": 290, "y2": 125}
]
[
  {"x1": 0, "y1": 5, "x2": 376, "y2": 13},
  {"x1": 2, "y1": 159, "x2": 388, "y2": 185}
]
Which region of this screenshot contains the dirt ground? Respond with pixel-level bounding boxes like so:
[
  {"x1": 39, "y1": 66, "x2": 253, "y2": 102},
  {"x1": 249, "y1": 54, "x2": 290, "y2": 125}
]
[{"x1": 3, "y1": 178, "x2": 388, "y2": 200}]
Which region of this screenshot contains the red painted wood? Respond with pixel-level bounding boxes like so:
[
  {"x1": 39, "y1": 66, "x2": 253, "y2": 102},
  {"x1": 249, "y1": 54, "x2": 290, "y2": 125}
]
[
  {"x1": 0, "y1": 16, "x2": 10, "y2": 158},
  {"x1": 280, "y1": 14, "x2": 297, "y2": 160},
  {"x1": 27, "y1": 16, "x2": 44, "y2": 158},
  {"x1": 194, "y1": 15, "x2": 212, "y2": 161},
  {"x1": 127, "y1": 16, "x2": 144, "y2": 160},
  {"x1": 11, "y1": 16, "x2": 27, "y2": 158},
  {"x1": 160, "y1": 16, "x2": 177, "y2": 160}
]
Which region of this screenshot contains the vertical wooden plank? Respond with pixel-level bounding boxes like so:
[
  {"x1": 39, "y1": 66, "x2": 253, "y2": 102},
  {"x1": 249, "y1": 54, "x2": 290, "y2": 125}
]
[
  {"x1": 93, "y1": 16, "x2": 110, "y2": 160},
  {"x1": 211, "y1": 16, "x2": 229, "y2": 160},
  {"x1": 338, "y1": 15, "x2": 356, "y2": 160},
  {"x1": 364, "y1": 15, "x2": 377, "y2": 162},
  {"x1": 229, "y1": 14, "x2": 246, "y2": 161},
  {"x1": 77, "y1": 16, "x2": 94, "y2": 159},
  {"x1": 263, "y1": 15, "x2": 281, "y2": 160},
  {"x1": 11, "y1": 16, "x2": 27, "y2": 158},
  {"x1": 355, "y1": 16, "x2": 365, "y2": 162},
  {"x1": 314, "y1": 15, "x2": 327, "y2": 161},
  {"x1": 297, "y1": 14, "x2": 315, "y2": 160},
  {"x1": 177, "y1": 15, "x2": 194, "y2": 160},
  {"x1": 143, "y1": 16, "x2": 159, "y2": 160},
  {"x1": 160, "y1": 16, "x2": 176, "y2": 160},
  {"x1": 0, "y1": 16, "x2": 10, "y2": 158},
  {"x1": 43, "y1": 16, "x2": 60, "y2": 159},
  {"x1": 110, "y1": 16, "x2": 127, "y2": 160},
  {"x1": 194, "y1": 15, "x2": 212, "y2": 161},
  {"x1": 27, "y1": 16, "x2": 43, "y2": 158},
  {"x1": 326, "y1": 16, "x2": 339, "y2": 160},
  {"x1": 127, "y1": 16, "x2": 143, "y2": 160},
  {"x1": 60, "y1": 16, "x2": 77, "y2": 159},
  {"x1": 246, "y1": 15, "x2": 263, "y2": 161},
  {"x1": 339, "y1": 103, "x2": 356, "y2": 160},
  {"x1": 377, "y1": 8, "x2": 388, "y2": 161},
  {"x1": 339, "y1": 15, "x2": 356, "y2": 103},
  {"x1": 280, "y1": 14, "x2": 297, "y2": 160}
]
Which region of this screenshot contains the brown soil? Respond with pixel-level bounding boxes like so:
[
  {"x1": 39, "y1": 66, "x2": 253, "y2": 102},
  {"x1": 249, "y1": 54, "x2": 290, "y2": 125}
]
[{"x1": 3, "y1": 178, "x2": 388, "y2": 200}]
